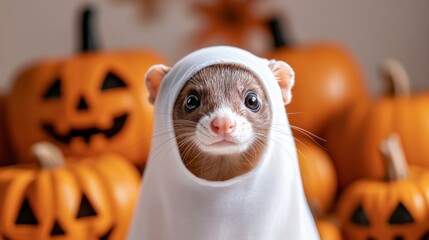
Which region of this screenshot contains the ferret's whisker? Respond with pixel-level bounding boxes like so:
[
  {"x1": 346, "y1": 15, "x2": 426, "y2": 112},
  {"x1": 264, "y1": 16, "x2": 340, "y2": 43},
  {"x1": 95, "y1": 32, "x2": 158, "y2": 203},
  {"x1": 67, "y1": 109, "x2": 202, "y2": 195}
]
[
  {"x1": 290, "y1": 125, "x2": 326, "y2": 142},
  {"x1": 286, "y1": 112, "x2": 304, "y2": 115},
  {"x1": 147, "y1": 137, "x2": 179, "y2": 169},
  {"x1": 241, "y1": 153, "x2": 255, "y2": 168},
  {"x1": 271, "y1": 122, "x2": 327, "y2": 151}
]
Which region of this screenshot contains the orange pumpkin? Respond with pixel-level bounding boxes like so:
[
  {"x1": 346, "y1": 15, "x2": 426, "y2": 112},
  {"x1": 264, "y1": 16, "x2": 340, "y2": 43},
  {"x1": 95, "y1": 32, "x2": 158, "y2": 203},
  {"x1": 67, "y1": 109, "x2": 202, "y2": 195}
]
[
  {"x1": 0, "y1": 95, "x2": 14, "y2": 166},
  {"x1": 0, "y1": 142, "x2": 140, "y2": 240},
  {"x1": 337, "y1": 134, "x2": 429, "y2": 240},
  {"x1": 316, "y1": 219, "x2": 342, "y2": 240},
  {"x1": 265, "y1": 18, "x2": 367, "y2": 139},
  {"x1": 326, "y1": 59, "x2": 429, "y2": 189},
  {"x1": 6, "y1": 7, "x2": 168, "y2": 166},
  {"x1": 296, "y1": 138, "x2": 338, "y2": 215}
]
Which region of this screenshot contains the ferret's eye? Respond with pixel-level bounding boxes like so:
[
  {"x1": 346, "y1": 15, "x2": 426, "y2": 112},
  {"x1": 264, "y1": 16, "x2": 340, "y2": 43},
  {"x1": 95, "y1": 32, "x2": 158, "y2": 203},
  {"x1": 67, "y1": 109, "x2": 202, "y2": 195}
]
[
  {"x1": 184, "y1": 93, "x2": 200, "y2": 113},
  {"x1": 244, "y1": 92, "x2": 260, "y2": 112}
]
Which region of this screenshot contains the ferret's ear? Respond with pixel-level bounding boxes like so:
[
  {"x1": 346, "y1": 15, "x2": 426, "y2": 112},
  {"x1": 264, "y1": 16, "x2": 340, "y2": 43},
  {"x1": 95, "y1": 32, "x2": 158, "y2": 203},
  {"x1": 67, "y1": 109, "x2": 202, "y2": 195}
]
[
  {"x1": 268, "y1": 60, "x2": 295, "y2": 105},
  {"x1": 145, "y1": 64, "x2": 171, "y2": 105}
]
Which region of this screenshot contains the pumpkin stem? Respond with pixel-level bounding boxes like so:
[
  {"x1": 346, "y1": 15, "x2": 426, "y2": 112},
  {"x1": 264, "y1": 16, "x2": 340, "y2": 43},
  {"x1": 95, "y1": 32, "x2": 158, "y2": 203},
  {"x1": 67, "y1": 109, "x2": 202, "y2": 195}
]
[
  {"x1": 379, "y1": 59, "x2": 411, "y2": 97},
  {"x1": 380, "y1": 133, "x2": 409, "y2": 181},
  {"x1": 32, "y1": 142, "x2": 65, "y2": 169},
  {"x1": 268, "y1": 17, "x2": 293, "y2": 49},
  {"x1": 79, "y1": 5, "x2": 99, "y2": 52}
]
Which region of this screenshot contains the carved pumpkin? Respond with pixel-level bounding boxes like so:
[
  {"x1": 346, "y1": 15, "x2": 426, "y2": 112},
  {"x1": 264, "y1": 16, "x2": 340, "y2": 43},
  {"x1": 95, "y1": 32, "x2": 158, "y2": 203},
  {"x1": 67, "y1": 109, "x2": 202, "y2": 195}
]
[
  {"x1": 326, "y1": 59, "x2": 429, "y2": 189},
  {"x1": 316, "y1": 219, "x2": 342, "y2": 240},
  {"x1": 265, "y1": 18, "x2": 368, "y2": 139},
  {"x1": 0, "y1": 142, "x2": 140, "y2": 240},
  {"x1": 0, "y1": 95, "x2": 14, "y2": 166},
  {"x1": 337, "y1": 134, "x2": 429, "y2": 240},
  {"x1": 296, "y1": 138, "x2": 338, "y2": 215},
  {"x1": 6, "y1": 7, "x2": 167, "y2": 166}
]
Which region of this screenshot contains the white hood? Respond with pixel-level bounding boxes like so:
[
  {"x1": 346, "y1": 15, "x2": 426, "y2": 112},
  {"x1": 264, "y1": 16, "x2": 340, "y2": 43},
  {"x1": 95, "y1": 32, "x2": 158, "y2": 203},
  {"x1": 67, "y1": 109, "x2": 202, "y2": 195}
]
[{"x1": 127, "y1": 46, "x2": 319, "y2": 240}]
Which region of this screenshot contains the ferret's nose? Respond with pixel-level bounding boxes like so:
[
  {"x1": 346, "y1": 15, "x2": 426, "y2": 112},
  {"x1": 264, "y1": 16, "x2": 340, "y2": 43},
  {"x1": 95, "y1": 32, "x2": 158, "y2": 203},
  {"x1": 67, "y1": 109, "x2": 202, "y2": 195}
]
[{"x1": 211, "y1": 117, "x2": 236, "y2": 135}]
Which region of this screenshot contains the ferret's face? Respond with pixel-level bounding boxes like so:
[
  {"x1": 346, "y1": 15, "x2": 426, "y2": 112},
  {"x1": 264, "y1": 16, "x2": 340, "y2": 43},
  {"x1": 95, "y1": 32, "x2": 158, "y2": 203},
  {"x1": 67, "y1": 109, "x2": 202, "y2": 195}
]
[{"x1": 173, "y1": 64, "x2": 272, "y2": 162}]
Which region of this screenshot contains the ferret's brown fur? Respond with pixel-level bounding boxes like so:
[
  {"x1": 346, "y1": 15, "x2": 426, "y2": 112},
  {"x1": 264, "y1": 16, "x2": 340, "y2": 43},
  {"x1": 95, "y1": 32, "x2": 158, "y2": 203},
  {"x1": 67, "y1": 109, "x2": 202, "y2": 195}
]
[{"x1": 173, "y1": 64, "x2": 272, "y2": 181}]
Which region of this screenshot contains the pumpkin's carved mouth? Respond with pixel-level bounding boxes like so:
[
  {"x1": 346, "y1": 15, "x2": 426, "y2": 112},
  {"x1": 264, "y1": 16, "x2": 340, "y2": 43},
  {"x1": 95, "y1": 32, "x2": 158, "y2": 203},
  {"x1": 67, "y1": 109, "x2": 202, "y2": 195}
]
[{"x1": 42, "y1": 114, "x2": 128, "y2": 144}]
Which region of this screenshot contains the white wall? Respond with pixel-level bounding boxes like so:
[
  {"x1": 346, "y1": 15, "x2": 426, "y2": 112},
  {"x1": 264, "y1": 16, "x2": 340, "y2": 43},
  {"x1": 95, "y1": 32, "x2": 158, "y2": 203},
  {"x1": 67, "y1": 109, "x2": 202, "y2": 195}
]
[{"x1": 1, "y1": 0, "x2": 428, "y2": 95}]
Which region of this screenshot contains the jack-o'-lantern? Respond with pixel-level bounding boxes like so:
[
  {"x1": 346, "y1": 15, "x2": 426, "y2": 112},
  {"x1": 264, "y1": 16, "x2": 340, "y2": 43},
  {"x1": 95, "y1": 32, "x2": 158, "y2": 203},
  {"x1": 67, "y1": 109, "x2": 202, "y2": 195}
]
[
  {"x1": 296, "y1": 138, "x2": 338, "y2": 215},
  {"x1": 326, "y1": 59, "x2": 429, "y2": 189},
  {"x1": 265, "y1": 18, "x2": 368, "y2": 139},
  {"x1": 337, "y1": 134, "x2": 429, "y2": 240},
  {"x1": 0, "y1": 95, "x2": 14, "y2": 166},
  {"x1": 0, "y1": 142, "x2": 140, "y2": 240},
  {"x1": 6, "y1": 6, "x2": 168, "y2": 166}
]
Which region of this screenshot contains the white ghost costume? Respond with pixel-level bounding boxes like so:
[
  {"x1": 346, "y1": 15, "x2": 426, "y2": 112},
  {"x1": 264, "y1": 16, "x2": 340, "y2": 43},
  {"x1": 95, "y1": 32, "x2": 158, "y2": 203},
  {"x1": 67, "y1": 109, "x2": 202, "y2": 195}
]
[{"x1": 127, "y1": 46, "x2": 319, "y2": 240}]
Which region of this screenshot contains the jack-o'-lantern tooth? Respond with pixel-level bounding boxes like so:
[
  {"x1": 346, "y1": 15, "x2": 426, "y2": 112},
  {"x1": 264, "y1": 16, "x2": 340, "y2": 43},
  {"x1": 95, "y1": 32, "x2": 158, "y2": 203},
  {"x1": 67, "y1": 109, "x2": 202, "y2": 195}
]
[
  {"x1": 69, "y1": 137, "x2": 88, "y2": 151},
  {"x1": 97, "y1": 115, "x2": 113, "y2": 130},
  {"x1": 91, "y1": 134, "x2": 106, "y2": 150},
  {"x1": 55, "y1": 121, "x2": 70, "y2": 136}
]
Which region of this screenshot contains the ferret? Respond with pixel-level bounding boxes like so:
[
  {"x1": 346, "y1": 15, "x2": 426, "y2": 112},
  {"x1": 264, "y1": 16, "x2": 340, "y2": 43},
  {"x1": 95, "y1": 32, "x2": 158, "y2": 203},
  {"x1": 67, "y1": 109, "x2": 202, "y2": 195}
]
[
  {"x1": 127, "y1": 46, "x2": 319, "y2": 240},
  {"x1": 145, "y1": 61, "x2": 293, "y2": 181}
]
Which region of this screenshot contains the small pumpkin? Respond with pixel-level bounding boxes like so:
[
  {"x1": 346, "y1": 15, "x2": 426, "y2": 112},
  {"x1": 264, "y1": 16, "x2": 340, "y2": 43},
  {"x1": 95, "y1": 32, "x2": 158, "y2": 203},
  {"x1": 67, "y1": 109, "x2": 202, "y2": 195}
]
[
  {"x1": 0, "y1": 142, "x2": 140, "y2": 240},
  {"x1": 296, "y1": 138, "x2": 338, "y2": 215},
  {"x1": 6, "y1": 7, "x2": 168, "y2": 166},
  {"x1": 326, "y1": 59, "x2": 429, "y2": 189},
  {"x1": 0, "y1": 95, "x2": 14, "y2": 166},
  {"x1": 265, "y1": 18, "x2": 368, "y2": 139},
  {"x1": 316, "y1": 219, "x2": 342, "y2": 240},
  {"x1": 337, "y1": 134, "x2": 429, "y2": 240}
]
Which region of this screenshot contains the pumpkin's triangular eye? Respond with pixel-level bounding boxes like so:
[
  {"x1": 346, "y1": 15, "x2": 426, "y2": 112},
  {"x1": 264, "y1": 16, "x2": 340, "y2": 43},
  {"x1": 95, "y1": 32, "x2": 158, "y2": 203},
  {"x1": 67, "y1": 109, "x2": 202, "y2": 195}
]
[
  {"x1": 388, "y1": 202, "x2": 414, "y2": 224},
  {"x1": 350, "y1": 204, "x2": 370, "y2": 226},
  {"x1": 16, "y1": 197, "x2": 38, "y2": 225},
  {"x1": 101, "y1": 72, "x2": 127, "y2": 90},
  {"x1": 43, "y1": 78, "x2": 62, "y2": 99},
  {"x1": 76, "y1": 194, "x2": 97, "y2": 218}
]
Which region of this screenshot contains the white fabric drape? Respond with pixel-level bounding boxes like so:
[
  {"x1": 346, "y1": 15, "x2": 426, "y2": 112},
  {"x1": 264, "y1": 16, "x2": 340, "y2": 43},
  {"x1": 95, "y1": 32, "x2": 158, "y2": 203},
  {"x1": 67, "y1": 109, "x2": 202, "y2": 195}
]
[{"x1": 127, "y1": 46, "x2": 319, "y2": 240}]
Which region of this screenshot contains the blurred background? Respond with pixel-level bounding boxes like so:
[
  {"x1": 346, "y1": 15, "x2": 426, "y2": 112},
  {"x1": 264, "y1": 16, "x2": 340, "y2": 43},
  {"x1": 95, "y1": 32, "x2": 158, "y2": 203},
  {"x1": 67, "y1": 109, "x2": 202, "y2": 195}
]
[{"x1": 0, "y1": 0, "x2": 428, "y2": 95}]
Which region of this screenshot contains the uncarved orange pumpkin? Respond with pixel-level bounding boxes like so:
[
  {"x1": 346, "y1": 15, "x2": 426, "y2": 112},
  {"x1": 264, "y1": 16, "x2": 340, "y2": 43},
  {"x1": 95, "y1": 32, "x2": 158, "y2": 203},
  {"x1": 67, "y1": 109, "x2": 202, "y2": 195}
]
[
  {"x1": 296, "y1": 138, "x2": 338, "y2": 215},
  {"x1": 265, "y1": 18, "x2": 368, "y2": 139},
  {"x1": 0, "y1": 142, "x2": 141, "y2": 240},
  {"x1": 6, "y1": 7, "x2": 168, "y2": 167},
  {"x1": 326, "y1": 59, "x2": 429, "y2": 189},
  {"x1": 337, "y1": 134, "x2": 429, "y2": 240},
  {"x1": 0, "y1": 95, "x2": 14, "y2": 166}
]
